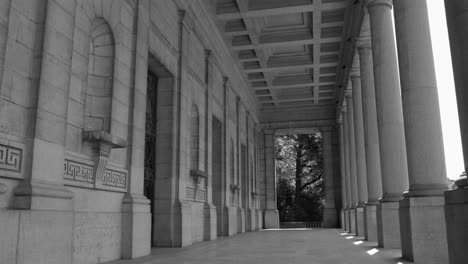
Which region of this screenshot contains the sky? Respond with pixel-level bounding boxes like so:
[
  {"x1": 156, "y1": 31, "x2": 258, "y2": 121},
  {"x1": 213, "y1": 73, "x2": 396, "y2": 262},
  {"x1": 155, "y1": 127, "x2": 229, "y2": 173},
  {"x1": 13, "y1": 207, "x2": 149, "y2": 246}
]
[{"x1": 426, "y1": 0, "x2": 464, "y2": 180}]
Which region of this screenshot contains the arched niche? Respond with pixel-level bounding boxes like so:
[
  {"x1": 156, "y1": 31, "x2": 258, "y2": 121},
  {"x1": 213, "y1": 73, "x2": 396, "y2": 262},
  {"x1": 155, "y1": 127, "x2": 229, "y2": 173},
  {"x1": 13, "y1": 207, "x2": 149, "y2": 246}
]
[{"x1": 84, "y1": 18, "x2": 115, "y2": 132}]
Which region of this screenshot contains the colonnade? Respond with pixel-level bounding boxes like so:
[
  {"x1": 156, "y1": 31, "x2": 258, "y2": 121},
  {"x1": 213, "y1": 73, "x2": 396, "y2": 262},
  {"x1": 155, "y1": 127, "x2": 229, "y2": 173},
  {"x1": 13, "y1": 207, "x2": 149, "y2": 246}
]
[{"x1": 339, "y1": 0, "x2": 454, "y2": 263}]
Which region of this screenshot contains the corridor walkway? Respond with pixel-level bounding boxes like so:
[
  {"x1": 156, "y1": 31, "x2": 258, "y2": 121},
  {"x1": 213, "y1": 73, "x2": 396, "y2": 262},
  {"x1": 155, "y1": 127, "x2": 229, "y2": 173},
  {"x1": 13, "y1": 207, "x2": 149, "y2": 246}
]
[{"x1": 108, "y1": 229, "x2": 411, "y2": 264}]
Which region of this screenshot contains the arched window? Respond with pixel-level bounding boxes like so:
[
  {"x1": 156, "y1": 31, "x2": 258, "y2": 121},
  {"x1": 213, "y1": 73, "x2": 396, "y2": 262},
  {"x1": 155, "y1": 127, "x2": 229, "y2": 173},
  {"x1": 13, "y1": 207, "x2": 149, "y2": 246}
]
[
  {"x1": 85, "y1": 18, "x2": 114, "y2": 132},
  {"x1": 190, "y1": 105, "x2": 200, "y2": 170}
]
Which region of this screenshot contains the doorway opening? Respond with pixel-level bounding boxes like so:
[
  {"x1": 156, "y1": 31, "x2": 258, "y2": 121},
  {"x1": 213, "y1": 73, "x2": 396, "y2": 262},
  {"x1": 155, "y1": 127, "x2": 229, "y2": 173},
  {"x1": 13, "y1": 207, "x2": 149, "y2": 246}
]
[{"x1": 275, "y1": 133, "x2": 324, "y2": 226}]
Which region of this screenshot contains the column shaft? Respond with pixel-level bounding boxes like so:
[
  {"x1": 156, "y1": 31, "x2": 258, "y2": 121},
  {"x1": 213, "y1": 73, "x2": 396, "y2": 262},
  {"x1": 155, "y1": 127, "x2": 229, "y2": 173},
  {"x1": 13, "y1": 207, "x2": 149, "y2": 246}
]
[
  {"x1": 338, "y1": 120, "x2": 348, "y2": 209},
  {"x1": 351, "y1": 76, "x2": 369, "y2": 205},
  {"x1": 368, "y1": 0, "x2": 409, "y2": 201},
  {"x1": 358, "y1": 43, "x2": 383, "y2": 204},
  {"x1": 346, "y1": 94, "x2": 359, "y2": 206}
]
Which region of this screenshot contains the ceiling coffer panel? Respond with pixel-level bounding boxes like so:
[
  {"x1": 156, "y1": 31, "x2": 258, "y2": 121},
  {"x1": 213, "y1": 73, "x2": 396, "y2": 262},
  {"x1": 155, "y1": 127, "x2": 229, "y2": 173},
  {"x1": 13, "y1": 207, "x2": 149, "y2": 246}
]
[{"x1": 214, "y1": 0, "x2": 349, "y2": 109}]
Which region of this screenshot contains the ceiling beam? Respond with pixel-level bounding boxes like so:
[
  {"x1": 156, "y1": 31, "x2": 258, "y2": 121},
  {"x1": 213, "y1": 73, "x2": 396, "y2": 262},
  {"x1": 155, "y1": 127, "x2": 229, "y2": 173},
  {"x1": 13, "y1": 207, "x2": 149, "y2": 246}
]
[{"x1": 217, "y1": 1, "x2": 348, "y2": 20}]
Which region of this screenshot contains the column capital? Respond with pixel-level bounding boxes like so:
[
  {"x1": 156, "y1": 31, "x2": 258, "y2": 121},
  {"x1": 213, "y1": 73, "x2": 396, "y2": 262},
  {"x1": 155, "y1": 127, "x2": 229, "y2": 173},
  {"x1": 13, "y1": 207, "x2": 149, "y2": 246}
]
[
  {"x1": 368, "y1": 0, "x2": 393, "y2": 9},
  {"x1": 204, "y1": 49, "x2": 212, "y2": 60},
  {"x1": 345, "y1": 89, "x2": 353, "y2": 98},
  {"x1": 349, "y1": 70, "x2": 361, "y2": 79},
  {"x1": 223, "y1": 76, "x2": 229, "y2": 88},
  {"x1": 337, "y1": 117, "x2": 343, "y2": 125},
  {"x1": 356, "y1": 38, "x2": 372, "y2": 52}
]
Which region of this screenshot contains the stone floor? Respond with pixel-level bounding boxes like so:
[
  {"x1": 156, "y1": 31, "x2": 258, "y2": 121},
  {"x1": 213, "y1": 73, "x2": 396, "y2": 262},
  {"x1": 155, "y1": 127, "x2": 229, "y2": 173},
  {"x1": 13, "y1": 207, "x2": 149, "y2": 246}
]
[{"x1": 107, "y1": 229, "x2": 411, "y2": 264}]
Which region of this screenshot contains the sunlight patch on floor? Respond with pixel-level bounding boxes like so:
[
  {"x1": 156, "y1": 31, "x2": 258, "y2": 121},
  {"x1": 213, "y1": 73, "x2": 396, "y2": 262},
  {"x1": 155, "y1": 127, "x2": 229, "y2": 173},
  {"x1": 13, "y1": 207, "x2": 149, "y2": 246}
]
[{"x1": 367, "y1": 248, "x2": 379, "y2": 255}]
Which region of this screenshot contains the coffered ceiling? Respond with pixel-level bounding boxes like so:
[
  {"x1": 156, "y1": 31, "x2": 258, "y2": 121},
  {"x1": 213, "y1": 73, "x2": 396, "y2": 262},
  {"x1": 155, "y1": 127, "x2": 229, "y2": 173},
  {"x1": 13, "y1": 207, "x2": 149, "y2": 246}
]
[{"x1": 214, "y1": 0, "x2": 351, "y2": 110}]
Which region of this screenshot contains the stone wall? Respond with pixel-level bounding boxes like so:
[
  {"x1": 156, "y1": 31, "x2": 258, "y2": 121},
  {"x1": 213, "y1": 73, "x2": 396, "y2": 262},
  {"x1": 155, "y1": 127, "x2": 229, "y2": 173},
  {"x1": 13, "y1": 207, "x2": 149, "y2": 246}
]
[{"x1": 0, "y1": 0, "x2": 261, "y2": 263}]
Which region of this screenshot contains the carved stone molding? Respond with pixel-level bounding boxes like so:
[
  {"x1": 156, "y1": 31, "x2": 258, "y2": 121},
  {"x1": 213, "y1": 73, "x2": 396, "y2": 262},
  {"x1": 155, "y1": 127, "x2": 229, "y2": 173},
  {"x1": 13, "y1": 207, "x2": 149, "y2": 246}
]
[
  {"x1": 64, "y1": 151, "x2": 128, "y2": 192},
  {"x1": 0, "y1": 143, "x2": 22, "y2": 173}
]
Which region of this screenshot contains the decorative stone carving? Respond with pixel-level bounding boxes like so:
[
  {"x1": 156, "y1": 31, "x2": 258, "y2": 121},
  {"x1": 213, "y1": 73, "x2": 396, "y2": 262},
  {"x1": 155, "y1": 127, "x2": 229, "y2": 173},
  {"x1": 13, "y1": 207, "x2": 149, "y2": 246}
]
[
  {"x1": 187, "y1": 170, "x2": 207, "y2": 202},
  {"x1": 190, "y1": 169, "x2": 207, "y2": 184},
  {"x1": 83, "y1": 130, "x2": 126, "y2": 188},
  {"x1": 63, "y1": 148, "x2": 128, "y2": 192},
  {"x1": 0, "y1": 144, "x2": 22, "y2": 172}
]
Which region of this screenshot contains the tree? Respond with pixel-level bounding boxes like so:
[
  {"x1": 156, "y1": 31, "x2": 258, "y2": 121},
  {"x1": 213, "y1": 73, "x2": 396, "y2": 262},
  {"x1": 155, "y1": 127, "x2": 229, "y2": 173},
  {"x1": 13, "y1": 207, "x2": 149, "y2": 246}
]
[{"x1": 275, "y1": 133, "x2": 324, "y2": 222}]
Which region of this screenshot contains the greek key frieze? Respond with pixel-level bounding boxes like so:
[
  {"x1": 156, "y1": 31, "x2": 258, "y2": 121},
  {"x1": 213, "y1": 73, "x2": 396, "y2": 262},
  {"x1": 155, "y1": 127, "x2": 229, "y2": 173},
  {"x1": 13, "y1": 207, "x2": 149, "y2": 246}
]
[
  {"x1": 64, "y1": 160, "x2": 94, "y2": 183},
  {"x1": 0, "y1": 144, "x2": 22, "y2": 172},
  {"x1": 64, "y1": 157, "x2": 127, "y2": 191},
  {"x1": 99, "y1": 169, "x2": 127, "y2": 188}
]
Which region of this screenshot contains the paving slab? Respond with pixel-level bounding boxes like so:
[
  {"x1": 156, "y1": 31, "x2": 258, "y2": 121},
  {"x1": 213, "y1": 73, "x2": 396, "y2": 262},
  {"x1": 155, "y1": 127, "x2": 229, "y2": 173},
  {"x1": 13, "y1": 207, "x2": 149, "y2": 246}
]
[{"x1": 106, "y1": 229, "x2": 412, "y2": 264}]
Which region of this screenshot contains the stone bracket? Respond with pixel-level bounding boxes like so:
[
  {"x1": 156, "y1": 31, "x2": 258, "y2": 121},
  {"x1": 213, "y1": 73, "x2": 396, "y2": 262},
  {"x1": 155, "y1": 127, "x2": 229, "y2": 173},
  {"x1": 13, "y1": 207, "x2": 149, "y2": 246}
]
[{"x1": 83, "y1": 130, "x2": 126, "y2": 187}]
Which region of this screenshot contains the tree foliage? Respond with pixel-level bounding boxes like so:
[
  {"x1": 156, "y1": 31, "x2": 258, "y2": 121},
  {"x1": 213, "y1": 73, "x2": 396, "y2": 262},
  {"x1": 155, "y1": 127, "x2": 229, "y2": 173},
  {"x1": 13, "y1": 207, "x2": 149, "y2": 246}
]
[{"x1": 275, "y1": 133, "x2": 324, "y2": 222}]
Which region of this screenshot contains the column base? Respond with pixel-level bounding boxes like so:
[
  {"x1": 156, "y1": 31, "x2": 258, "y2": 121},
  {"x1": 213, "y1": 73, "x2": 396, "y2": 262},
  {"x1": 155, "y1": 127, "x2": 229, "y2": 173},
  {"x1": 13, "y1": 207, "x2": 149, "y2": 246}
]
[
  {"x1": 154, "y1": 201, "x2": 192, "y2": 247},
  {"x1": 365, "y1": 203, "x2": 378, "y2": 241},
  {"x1": 399, "y1": 196, "x2": 448, "y2": 263},
  {"x1": 322, "y1": 207, "x2": 338, "y2": 228},
  {"x1": 445, "y1": 187, "x2": 468, "y2": 264},
  {"x1": 12, "y1": 180, "x2": 74, "y2": 210},
  {"x1": 340, "y1": 209, "x2": 345, "y2": 230},
  {"x1": 356, "y1": 206, "x2": 366, "y2": 237},
  {"x1": 237, "y1": 207, "x2": 245, "y2": 233},
  {"x1": 121, "y1": 194, "x2": 151, "y2": 259},
  {"x1": 344, "y1": 208, "x2": 351, "y2": 232},
  {"x1": 257, "y1": 209, "x2": 264, "y2": 229},
  {"x1": 377, "y1": 201, "x2": 401, "y2": 249},
  {"x1": 203, "y1": 203, "x2": 217, "y2": 241},
  {"x1": 350, "y1": 207, "x2": 356, "y2": 234},
  {"x1": 263, "y1": 209, "x2": 279, "y2": 229}
]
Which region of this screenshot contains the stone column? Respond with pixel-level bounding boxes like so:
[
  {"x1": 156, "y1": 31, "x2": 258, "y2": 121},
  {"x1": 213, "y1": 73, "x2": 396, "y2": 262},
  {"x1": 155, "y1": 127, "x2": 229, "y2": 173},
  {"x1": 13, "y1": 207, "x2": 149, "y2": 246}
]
[
  {"x1": 368, "y1": 0, "x2": 409, "y2": 249},
  {"x1": 342, "y1": 106, "x2": 353, "y2": 233},
  {"x1": 345, "y1": 91, "x2": 359, "y2": 234},
  {"x1": 337, "y1": 117, "x2": 348, "y2": 230},
  {"x1": 263, "y1": 129, "x2": 279, "y2": 228},
  {"x1": 351, "y1": 74, "x2": 369, "y2": 238},
  {"x1": 394, "y1": 0, "x2": 449, "y2": 262},
  {"x1": 322, "y1": 126, "x2": 338, "y2": 227},
  {"x1": 357, "y1": 39, "x2": 383, "y2": 242},
  {"x1": 444, "y1": 1, "x2": 468, "y2": 263}
]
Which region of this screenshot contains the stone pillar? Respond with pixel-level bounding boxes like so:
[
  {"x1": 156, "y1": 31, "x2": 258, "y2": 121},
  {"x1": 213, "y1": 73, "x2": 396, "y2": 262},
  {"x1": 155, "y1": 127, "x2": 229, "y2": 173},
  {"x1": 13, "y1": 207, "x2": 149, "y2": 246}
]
[
  {"x1": 122, "y1": 0, "x2": 151, "y2": 258},
  {"x1": 351, "y1": 74, "x2": 369, "y2": 238},
  {"x1": 263, "y1": 129, "x2": 279, "y2": 228},
  {"x1": 444, "y1": 1, "x2": 468, "y2": 263},
  {"x1": 393, "y1": 0, "x2": 449, "y2": 262},
  {"x1": 368, "y1": 0, "x2": 409, "y2": 249},
  {"x1": 322, "y1": 126, "x2": 338, "y2": 227},
  {"x1": 357, "y1": 39, "x2": 383, "y2": 242},
  {"x1": 345, "y1": 91, "x2": 359, "y2": 234},
  {"x1": 342, "y1": 105, "x2": 353, "y2": 233},
  {"x1": 337, "y1": 117, "x2": 348, "y2": 230}
]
